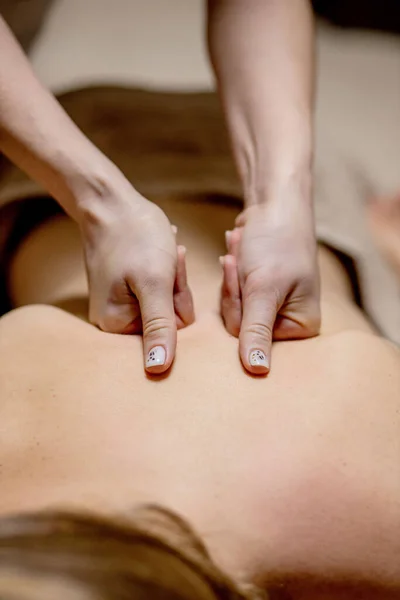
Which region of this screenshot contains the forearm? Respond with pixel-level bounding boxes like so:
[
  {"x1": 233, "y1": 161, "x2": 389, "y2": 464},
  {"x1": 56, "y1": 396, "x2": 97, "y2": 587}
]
[
  {"x1": 207, "y1": 0, "x2": 314, "y2": 207},
  {"x1": 0, "y1": 15, "x2": 122, "y2": 221}
]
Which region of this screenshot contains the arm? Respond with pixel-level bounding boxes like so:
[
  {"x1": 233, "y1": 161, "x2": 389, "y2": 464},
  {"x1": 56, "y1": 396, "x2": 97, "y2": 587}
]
[
  {"x1": 207, "y1": 0, "x2": 320, "y2": 375},
  {"x1": 207, "y1": 0, "x2": 314, "y2": 207},
  {"x1": 0, "y1": 14, "x2": 120, "y2": 221},
  {"x1": 0, "y1": 15, "x2": 194, "y2": 372}
]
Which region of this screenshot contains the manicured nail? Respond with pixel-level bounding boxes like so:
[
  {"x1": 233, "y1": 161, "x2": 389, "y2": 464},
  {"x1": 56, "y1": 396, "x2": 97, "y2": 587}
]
[
  {"x1": 172, "y1": 225, "x2": 178, "y2": 235},
  {"x1": 249, "y1": 349, "x2": 269, "y2": 368},
  {"x1": 225, "y1": 230, "x2": 232, "y2": 248},
  {"x1": 219, "y1": 255, "x2": 225, "y2": 268},
  {"x1": 146, "y1": 346, "x2": 166, "y2": 368},
  {"x1": 179, "y1": 245, "x2": 187, "y2": 257}
]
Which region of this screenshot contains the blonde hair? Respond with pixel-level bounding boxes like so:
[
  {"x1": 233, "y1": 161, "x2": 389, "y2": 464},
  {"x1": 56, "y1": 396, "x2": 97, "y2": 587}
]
[{"x1": 0, "y1": 505, "x2": 264, "y2": 600}]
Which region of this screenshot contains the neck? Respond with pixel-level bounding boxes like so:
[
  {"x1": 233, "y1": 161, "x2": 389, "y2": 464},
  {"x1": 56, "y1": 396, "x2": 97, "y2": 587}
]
[{"x1": 155, "y1": 194, "x2": 239, "y2": 313}]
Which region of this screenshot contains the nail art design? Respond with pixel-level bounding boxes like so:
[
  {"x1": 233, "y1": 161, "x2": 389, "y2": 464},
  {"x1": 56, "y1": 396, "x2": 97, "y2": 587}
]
[
  {"x1": 146, "y1": 346, "x2": 166, "y2": 368},
  {"x1": 249, "y1": 349, "x2": 269, "y2": 368}
]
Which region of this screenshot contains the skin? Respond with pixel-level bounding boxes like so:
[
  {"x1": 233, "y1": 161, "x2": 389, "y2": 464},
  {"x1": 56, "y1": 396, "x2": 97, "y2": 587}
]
[
  {"x1": 0, "y1": 0, "x2": 318, "y2": 375},
  {"x1": 208, "y1": 0, "x2": 319, "y2": 372},
  {"x1": 0, "y1": 13, "x2": 195, "y2": 373},
  {"x1": 1, "y1": 194, "x2": 399, "y2": 599}
]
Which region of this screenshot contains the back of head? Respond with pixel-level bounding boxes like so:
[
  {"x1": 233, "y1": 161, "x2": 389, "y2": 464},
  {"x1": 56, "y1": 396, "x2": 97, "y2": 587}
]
[{"x1": 0, "y1": 506, "x2": 262, "y2": 600}]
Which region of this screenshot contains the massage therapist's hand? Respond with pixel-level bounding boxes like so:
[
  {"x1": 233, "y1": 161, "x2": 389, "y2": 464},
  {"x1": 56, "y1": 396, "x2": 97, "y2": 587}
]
[
  {"x1": 80, "y1": 182, "x2": 194, "y2": 374},
  {"x1": 0, "y1": 15, "x2": 196, "y2": 374},
  {"x1": 221, "y1": 199, "x2": 320, "y2": 375}
]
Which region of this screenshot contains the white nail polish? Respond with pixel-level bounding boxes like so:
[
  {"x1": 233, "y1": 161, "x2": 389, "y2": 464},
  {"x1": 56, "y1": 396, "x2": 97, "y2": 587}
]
[
  {"x1": 219, "y1": 256, "x2": 225, "y2": 268},
  {"x1": 249, "y1": 349, "x2": 269, "y2": 368},
  {"x1": 225, "y1": 230, "x2": 232, "y2": 247},
  {"x1": 146, "y1": 346, "x2": 166, "y2": 368}
]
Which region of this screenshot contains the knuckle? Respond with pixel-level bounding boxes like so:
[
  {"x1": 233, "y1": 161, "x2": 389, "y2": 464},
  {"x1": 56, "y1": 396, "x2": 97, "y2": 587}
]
[
  {"x1": 92, "y1": 303, "x2": 139, "y2": 334},
  {"x1": 221, "y1": 285, "x2": 240, "y2": 305},
  {"x1": 97, "y1": 313, "x2": 125, "y2": 333},
  {"x1": 244, "y1": 278, "x2": 281, "y2": 309},
  {"x1": 89, "y1": 300, "x2": 110, "y2": 330},
  {"x1": 139, "y1": 268, "x2": 171, "y2": 293},
  {"x1": 143, "y1": 315, "x2": 173, "y2": 338},
  {"x1": 245, "y1": 266, "x2": 277, "y2": 290},
  {"x1": 305, "y1": 311, "x2": 321, "y2": 335},
  {"x1": 88, "y1": 301, "x2": 100, "y2": 326},
  {"x1": 243, "y1": 321, "x2": 273, "y2": 343},
  {"x1": 243, "y1": 276, "x2": 264, "y2": 298},
  {"x1": 299, "y1": 271, "x2": 319, "y2": 296}
]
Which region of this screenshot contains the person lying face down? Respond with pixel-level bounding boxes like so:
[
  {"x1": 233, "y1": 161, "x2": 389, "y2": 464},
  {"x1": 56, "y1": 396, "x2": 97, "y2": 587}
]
[{"x1": 0, "y1": 192, "x2": 399, "y2": 600}]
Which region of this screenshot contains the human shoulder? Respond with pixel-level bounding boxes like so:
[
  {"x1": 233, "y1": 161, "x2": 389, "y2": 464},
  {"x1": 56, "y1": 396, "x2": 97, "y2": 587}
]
[{"x1": 326, "y1": 329, "x2": 400, "y2": 385}]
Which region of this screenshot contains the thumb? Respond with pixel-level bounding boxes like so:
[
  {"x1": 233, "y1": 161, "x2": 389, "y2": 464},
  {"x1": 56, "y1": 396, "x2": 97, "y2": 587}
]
[
  {"x1": 133, "y1": 275, "x2": 177, "y2": 374},
  {"x1": 239, "y1": 288, "x2": 278, "y2": 375}
]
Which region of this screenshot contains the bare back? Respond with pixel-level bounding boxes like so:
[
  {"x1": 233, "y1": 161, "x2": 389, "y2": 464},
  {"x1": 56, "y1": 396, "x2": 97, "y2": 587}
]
[{"x1": 0, "y1": 197, "x2": 399, "y2": 596}]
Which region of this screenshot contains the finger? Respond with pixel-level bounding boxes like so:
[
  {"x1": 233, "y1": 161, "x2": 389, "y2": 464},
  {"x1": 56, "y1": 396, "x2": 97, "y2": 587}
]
[
  {"x1": 239, "y1": 286, "x2": 279, "y2": 375},
  {"x1": 90, "y1": 295, "x2": 142, "y2": 334},
  {"x1": 225, "y1": 228, "x2": 242, "y2": 257},
  {"x1": 225, "y1": 230, "x2": 233, "y2": 253},
  {"x1": 220, "y1": 254, "x2": 241, "y2": 337},
  {"x1": 274, "y1": 315, "x2": 314, "y2": 340},
  {"x1": 174, "y1": 245, "x2": 195, "y2": 329},
  {"x1": 132, "y1": 273, "x2": 177, "y2": 374},
  {"x1": 230, "y1": 227, "x2": 242, "y2": 258},
  {"x1": 235, "y1": 212, "x2": 246, "y2": 227},
  {"x1": 273, "y1": 303, "x2": 321, "y2": 341}
]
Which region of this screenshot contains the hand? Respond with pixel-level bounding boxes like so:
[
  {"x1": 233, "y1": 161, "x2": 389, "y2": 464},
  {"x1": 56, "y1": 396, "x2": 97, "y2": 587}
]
[
  {"x1": 221, "y1": 200, "x2": 320, "y2": 374},
  {"x1": 79, "y1": 184, "x2": 195, "y2": 374}
]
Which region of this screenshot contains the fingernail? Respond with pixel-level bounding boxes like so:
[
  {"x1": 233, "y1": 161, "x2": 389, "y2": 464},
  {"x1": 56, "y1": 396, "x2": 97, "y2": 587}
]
[
  {"x1": 146, "y1": 346, "x2": 166, "y2": 368},
  {"x1": 249, "y1": 349, "x2": 269, "y2": 368},
  {"x1": 172, "y1": 225, "x2": 178, "y2": 235},
  {"x1": 219, "y1": 255, "x2": 225, "y2": 268},
  {"x1": 225, "y1": 230, "x2": 232, "y2": 248},
  {"x1": 180, "y1": 245, "x2": 187, "y2": 257}
]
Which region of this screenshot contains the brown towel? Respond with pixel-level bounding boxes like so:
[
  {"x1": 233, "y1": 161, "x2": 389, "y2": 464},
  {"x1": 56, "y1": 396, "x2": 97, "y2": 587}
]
[{"x1": 0, "y1": 86, "x2": 240, "y2": 201}]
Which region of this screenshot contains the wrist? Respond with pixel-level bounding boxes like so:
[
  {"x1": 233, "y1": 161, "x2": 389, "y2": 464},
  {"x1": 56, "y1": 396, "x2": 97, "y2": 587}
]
[
  {"x1": 65, "y1": 159, "x2": 134, "y2": 227},
  {"x1": 243, "y1": 168, "x2": 313, "y2": 210}
]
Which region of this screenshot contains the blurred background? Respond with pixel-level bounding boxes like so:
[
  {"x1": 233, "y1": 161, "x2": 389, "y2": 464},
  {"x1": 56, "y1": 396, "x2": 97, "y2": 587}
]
[
  {"x1": 313, "y1": 0, "x2": 400, "y2": 33},
  {"x1": 2, "y1": 1, "x2": 400, "y2": 54},
  {"x1": 0, "y1": 0, "x2": 399, "y2": 193},
  {"x1": 0, "y1": 0, "x2": 398, "y2": 189},
  {"x1": 0, "y1": 0, "x2": 399, "y2": 202}
]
